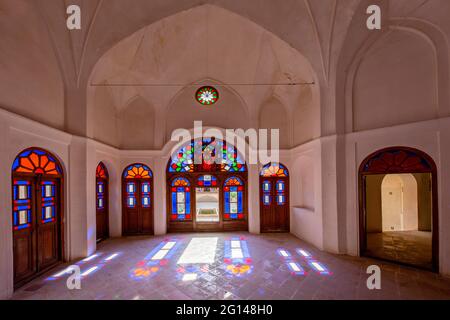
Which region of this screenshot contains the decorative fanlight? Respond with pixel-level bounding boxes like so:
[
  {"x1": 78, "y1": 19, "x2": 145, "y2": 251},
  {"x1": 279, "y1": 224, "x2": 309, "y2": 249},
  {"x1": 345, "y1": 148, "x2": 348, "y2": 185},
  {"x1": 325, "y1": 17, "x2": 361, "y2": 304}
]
[{"x1": 196, "y1": 86, "x2": 219, "y2": 105}]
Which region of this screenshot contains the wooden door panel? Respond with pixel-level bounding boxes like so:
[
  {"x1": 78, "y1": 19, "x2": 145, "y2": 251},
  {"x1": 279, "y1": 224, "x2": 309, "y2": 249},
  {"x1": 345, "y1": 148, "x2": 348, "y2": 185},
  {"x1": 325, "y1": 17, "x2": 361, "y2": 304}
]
[
  {"x1": 13, "y1": 175, "x2": 62, "y2": 288},
  {"x1": 13, "y1": 234, "x2": 35, "y2": 281},
  {"x1": 123, "y1": 179, "x2": 153, "y2": 235},
  {"x1": 125, "y1": 211, "x2": 139, "y2": 234},
  {"x1": 260, "y1": 177, "x2": 289, "y2": 232},
  {"x1": 96, "y1": 178, "x2": 109, "y2": 241},
  {"x1": 38, "y1": 225, "x2": 58, "y2": 268},
  {"x1": 141, "y1": 209, "x2": 153, "y2": 233},
  {"x1": 37, "y1": 179, "x2": 60, "y2": 270}
]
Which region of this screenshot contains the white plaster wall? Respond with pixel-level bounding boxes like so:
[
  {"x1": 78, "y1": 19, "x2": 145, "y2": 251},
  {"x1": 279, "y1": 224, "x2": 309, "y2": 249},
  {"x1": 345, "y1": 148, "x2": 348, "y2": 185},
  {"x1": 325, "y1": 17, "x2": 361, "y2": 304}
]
[{"x1": 289, "y1": 140, "x2": 323, "y2": 250}]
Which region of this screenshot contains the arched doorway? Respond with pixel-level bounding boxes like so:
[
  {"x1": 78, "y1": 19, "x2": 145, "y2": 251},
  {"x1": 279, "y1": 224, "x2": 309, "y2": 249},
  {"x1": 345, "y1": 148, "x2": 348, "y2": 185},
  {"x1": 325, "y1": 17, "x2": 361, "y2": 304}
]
[
  {"x1": 122, "y1": 163, "x2": 154, "y2": 235},
  {"x1": 259, "y1": 162, "x2": 290, "y2": 233},
  {"x1": 96, "y1": 162, "x2": 109, "y2": 242},
  {"x1": 166, "y1": 137, "x2": 248, "y2": 232},
  {"x1": 359, "y1": 147, "x2": 438, "y2": 271},
  {"x1": 11, "y1": 148, "x2": 64, "y2": 288}
]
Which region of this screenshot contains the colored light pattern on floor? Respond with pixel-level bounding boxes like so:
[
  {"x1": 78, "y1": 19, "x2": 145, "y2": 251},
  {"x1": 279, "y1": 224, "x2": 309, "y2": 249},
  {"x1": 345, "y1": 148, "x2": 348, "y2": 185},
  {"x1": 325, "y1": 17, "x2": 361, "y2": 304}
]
[
  {"x1": 223, "y1": 237, "x2": 253, "y2": 277},
  {"x1": 277, "y1": 248, "x2": 305, "y2": 276},
  {"x1": 79, "y1": 253, "x2": 102, "y2": 264},
  {"x1": 46, "y1": 252, "x2": 121, "y2": 281},
  {"x1": 296, "y1": 249, "x2": 312, "y2": 259},
  {"x1": 176, "y1": 264, "x2": 210, "y2": 281},
  {"x1": 307, "y1": 260, "x2": 331, "y2": 275},
  {"x1": 129, "y1": 239, "x2": 181, "y2": 281},
  {"x1": 296, "y1": 248, "x2": 332, "y2": 275}
]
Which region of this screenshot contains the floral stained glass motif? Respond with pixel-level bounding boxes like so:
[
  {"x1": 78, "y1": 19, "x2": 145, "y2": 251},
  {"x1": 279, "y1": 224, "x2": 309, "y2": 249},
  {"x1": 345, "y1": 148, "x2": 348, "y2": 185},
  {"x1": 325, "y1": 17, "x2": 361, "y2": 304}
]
[
  {"x1": 196, "y1": 86, "x2": 219, "y2": 105},
  {"x1": 224, "y1": 177, "x2": 244, "y2": 220},
  {"x1": 12, "y1": 149, "x2": 62, "y2": 176},
  {"x1": 260, "y1": 163, "x2": 289, "y2": 177},
  {"x1": 123, "y1": 164, "x2": 152, "y2": 179},
  {"x1": 168, "y1": 138, "x2": 246, "y2": 173},
  {"x1": 171, "y1": 178, "x2": 191, "y2": 221}
]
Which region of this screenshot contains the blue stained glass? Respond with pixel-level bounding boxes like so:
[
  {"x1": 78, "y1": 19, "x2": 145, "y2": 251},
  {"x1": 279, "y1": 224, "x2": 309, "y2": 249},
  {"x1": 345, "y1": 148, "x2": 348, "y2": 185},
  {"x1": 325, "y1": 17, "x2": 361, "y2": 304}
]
[
  {"x1": 168, "y1": 138, "x2": 246, "y2": 172},
  {"x1": 276, "y1": 181, "x2": 285, "y2": 191},
  {"x1": 238, "y1": 192, "x2": 243, "y2": 212},
  {"x1": 225, "y1": 192, "x2": 230, "y2": 213},
  {"x1": 12, "y1": 158, "x2": 19, "y2": 171},
  {"x1": 263, "y1": 195, "x2": 271, "y2": 205},
  {"x1": 186, "y1": 192, "x2": 190, "y2": 214},
  {"x1": 171, "y1": 193, "x2": 177, "y2": 214}
]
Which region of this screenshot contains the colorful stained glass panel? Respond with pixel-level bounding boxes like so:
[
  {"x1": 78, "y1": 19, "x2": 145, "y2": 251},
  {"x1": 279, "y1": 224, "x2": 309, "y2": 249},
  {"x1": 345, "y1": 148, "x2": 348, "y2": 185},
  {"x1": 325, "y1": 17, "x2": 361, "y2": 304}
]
[{"x1": 12, "y1": 149, "x2": 62, "y2": 176}]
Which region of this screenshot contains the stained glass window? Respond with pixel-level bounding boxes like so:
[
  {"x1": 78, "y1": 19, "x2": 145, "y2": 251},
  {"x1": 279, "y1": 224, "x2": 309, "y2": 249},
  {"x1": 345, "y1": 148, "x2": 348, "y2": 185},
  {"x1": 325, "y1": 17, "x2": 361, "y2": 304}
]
[
  {"x1": 97, "y1": 181, "x2": 105, "y2": 209},
  {"x1": 126, "y1": 182, "x2": 136, "y2": 208},
  {"x1": 41, "y1": 181, "x2": 56, "y2": 223},
  {"x1": 276, "y1": 180, "x2": 286, "y2": 205},
  {"x1": 12, "y1": 149, "x2": 62, "y2": 175},
  {"x1": 96, "y1": 162, "x2": 108, "y2": 178},
  {"x1": 197, "y1": 175, "x2": 217, "y2": 187},
  {"x1": 171, "y1": 178, "x2": 191, "y2": 221},
  {"x1": 12, "y1": 180, "x2": 32, "y2": 230},
  {"x1": 196, "y1": 86, "x2": 219, "y2": 105},
  {"x1": 260, "y1": 162, "x2": 289, "y2": 177},
  {"x1": 141, "y1": 182, "x2": 151, "y2": 208},
  {"x1": 224, "y1": 177, "x2": 244, "y2": 220},
  {"x1": 168, "y1": 138, "x2": 246, "y2": 173},
  {"x1": 262, "y1": 180, "x2": 271, "y2": 205},
  {"x1": 123, "y1": 164, "x2": 152, "y2": 179}
]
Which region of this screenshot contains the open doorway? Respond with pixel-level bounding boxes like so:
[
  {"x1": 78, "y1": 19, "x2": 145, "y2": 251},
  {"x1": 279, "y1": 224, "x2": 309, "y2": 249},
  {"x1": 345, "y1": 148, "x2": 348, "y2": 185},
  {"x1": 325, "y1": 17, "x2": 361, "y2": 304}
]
[
  {"x1": 359, "y1": 147, "x2": 438, "y2": 271},
  {"x1": 195, "y1": 186, "x2": 220, "y2": 223}
]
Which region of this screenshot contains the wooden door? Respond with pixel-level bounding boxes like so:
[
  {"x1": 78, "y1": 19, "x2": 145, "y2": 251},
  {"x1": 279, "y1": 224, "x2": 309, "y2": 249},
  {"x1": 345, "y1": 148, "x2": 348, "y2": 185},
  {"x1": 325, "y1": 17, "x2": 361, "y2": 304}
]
[
  {"x1": 96, "y1": 177, "x2": 109, "y2": 241},
  {"x1": 13, "y1": 176, "x2": 62, "y2": 287},
  {"x1": 12, "y1": 177, "x2": 37, "y2": 286},
  {"x1": 37, "y1": 178, "x2": 60, "y2": 270},
  {"x1": 122, "y1": 179, "x2": 153, "y2": 235},
  {"x1": 260, "y1": 177, "x2": 289, "y2": 232}
]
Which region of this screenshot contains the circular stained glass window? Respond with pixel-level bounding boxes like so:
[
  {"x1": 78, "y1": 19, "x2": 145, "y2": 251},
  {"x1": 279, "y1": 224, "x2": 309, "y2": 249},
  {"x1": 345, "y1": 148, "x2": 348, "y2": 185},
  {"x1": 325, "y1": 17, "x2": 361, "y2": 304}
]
[{"x1": 196, "y1": 86, "x2": 219, "y2": 105}]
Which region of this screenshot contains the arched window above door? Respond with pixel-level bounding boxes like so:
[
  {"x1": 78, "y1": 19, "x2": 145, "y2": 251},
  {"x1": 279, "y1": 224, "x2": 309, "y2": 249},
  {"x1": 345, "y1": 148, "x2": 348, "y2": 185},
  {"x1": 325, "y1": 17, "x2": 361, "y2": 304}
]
[
  {"x1": 12, "y1": 148, "x2": 62, "y2": 176},
  {"x1": 167, "y1": 138, "x2": 246, "y2": 173},
  {"x1": 260, "y1": 162, "x2": 289, "y2": 177},
  {"x1": 123, "y1": 164, "x2": 152, "y2": 179},
  {"x1": 360, "y1": 147, "x2": 434, "y2": 174},
  {"x1": 96, "y1": 162, "x2": 109, "y2": 179}
]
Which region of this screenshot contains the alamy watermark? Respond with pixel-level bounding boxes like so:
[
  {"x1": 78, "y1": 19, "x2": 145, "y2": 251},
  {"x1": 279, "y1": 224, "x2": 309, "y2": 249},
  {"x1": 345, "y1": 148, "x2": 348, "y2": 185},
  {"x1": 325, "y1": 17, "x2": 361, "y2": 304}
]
[{"x1": 170, "y1": 121, "x2": 280, "y2": 166}]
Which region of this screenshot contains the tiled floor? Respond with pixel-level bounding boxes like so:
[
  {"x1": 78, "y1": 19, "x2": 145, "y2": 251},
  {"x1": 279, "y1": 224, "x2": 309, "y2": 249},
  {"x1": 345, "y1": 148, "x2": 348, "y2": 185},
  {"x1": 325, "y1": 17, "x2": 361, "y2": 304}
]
[
  {"x1": 366, "y1": 231, "x2": 432, "y2": 270},
  {"x1": 11, "y1": 233, "x2": 450, "y2": 300}
]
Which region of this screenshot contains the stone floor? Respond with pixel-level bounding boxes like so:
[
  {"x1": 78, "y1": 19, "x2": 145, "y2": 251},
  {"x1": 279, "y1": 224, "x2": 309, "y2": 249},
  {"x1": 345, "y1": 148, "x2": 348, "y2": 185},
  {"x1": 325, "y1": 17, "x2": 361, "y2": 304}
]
[
  {"x1": 11, "y1": 233, "x2": 450, "y2": 300},
  {"x1": 366, "y1": 231, "x2": 432, "y2": 270}
]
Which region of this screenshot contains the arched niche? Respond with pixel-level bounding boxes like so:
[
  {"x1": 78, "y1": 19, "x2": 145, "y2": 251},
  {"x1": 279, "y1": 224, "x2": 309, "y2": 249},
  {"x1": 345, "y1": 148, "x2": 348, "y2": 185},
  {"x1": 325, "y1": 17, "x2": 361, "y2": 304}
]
[
  {"x1": 259, "y1": 97, "x2": 290, "y2": 149},
  {"x1": 118, "y1": 96, "x2": 155, "y2": 149}
]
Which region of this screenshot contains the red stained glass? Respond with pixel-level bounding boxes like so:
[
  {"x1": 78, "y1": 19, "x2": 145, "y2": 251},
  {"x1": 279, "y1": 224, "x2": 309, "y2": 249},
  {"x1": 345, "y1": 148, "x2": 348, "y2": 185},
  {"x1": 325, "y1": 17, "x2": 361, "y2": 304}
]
[
  {"x1": 96, "y1": 162, "x2": 108, "y2": 178},
  {"x1": 196, "y1": 86, "x2": 219, "y2": 105},
  {"x1": 12, "y1": 149, "x2": 62, "y2": 176},
  {"x1": 124, "y1": 164, "x2": 152, "y2": 179},
  {"x1": 260, "y1": 163, "x2": 289, "y2": 177},
  {"x1": 361, "y1": 148, "x2": 433, "y2": 174}
]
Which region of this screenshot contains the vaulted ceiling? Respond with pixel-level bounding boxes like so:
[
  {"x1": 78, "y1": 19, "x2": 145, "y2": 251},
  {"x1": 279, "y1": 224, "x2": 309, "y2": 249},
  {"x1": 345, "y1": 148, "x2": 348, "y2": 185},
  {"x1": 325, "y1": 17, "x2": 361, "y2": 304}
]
[{"x1": 0, "y1": 0, "x2": 449, "y2": 144}]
